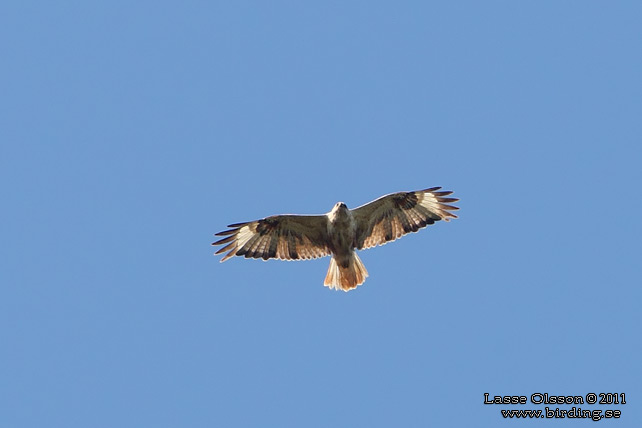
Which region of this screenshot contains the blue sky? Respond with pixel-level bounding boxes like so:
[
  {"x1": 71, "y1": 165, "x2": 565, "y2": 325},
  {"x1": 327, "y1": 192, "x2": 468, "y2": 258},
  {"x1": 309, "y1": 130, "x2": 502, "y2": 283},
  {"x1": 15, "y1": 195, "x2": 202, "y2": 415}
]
[{"x1": 2, "y1": 1, "x2": 641, "y2": 427}]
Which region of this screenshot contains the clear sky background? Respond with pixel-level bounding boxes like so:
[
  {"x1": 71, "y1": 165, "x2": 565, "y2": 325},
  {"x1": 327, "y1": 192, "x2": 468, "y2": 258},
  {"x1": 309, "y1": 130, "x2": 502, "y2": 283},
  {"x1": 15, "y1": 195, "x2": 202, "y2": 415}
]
[{"x1": 2, "y1": 1, "x2": 641, "y2": 427}]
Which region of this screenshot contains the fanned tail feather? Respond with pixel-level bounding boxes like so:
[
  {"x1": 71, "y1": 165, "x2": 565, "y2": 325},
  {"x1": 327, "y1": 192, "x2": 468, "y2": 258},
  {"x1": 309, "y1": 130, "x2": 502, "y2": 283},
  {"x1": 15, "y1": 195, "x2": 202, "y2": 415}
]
[{"x1": 324, "y1": 253, "x2": 369, "y2": 291}]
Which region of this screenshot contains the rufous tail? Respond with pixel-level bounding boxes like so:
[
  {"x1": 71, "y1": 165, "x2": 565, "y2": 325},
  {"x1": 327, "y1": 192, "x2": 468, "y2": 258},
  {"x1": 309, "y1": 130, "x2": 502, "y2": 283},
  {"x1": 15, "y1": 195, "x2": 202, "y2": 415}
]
[{"x1": 324, "y1": 253, "x2": 369, "y2": 291}]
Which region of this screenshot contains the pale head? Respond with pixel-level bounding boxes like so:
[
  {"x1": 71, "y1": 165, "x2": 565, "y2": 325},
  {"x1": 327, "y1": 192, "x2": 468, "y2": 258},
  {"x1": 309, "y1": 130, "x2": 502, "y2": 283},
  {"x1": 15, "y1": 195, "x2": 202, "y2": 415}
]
[
  {"x1": 332, "y1": 201, "x2": 348, "y2": 211},
  {"x1": 328, "y1": 201, "x2": 350, "y2": 222}
]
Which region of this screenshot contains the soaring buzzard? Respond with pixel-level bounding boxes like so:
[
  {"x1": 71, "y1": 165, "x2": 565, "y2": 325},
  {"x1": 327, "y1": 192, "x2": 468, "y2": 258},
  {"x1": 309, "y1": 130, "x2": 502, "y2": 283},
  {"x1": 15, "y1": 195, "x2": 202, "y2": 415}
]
[{"x1": 212, "y1": 187, "x2": 458, "y2": 291}]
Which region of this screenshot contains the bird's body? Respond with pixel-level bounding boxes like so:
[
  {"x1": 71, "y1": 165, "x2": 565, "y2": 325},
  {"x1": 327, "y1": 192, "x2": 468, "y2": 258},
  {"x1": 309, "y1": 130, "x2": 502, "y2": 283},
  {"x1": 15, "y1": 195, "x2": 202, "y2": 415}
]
[
  {"x1": 213, "y1": 187, "x2": 458, "y2": 291},
  {"x1": 327, "y1": 203, "x2": 355, "y2": 266},
  {"x1": 324, "y1": 203, "x2": 368, "y2": 289}
]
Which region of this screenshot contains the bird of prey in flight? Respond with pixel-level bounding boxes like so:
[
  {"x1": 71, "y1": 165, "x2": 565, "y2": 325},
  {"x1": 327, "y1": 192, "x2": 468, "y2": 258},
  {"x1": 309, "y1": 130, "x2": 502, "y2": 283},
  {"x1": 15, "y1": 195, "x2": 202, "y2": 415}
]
[{"x1": 212, "y1": 187, "x2": 458, "y2": 291}]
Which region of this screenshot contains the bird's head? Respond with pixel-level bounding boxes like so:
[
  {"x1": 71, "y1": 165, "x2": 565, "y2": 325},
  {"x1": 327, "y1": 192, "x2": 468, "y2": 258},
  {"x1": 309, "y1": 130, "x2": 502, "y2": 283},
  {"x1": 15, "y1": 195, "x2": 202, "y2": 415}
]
[
  {"x1": 333, "y1": 202, "x2": 348, "y2": 211},
  {"x1": 329, "y1": 201, "x2": 349, "y2": 221}
]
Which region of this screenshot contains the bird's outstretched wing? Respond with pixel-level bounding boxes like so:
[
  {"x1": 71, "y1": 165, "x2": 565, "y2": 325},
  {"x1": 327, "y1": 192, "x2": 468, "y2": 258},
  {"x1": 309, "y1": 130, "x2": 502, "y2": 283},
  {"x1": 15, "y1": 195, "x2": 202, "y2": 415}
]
[
  {"x1": 351, "y1": 187, "x2": 459, "y2": 250},
  {"x1": 213, "y1": 215, "x2": 331, "y2": 262}
]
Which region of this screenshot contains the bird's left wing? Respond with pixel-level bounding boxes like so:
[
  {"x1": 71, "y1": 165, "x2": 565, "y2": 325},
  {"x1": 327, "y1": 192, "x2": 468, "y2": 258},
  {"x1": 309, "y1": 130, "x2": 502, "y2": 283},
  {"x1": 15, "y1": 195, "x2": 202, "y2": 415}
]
[
  {"x1": 351, "y1": 187, "x2": 459, "y2": 250},
  {"x1": 213, "y1": 215, "x2": 331, "y2": 262}
]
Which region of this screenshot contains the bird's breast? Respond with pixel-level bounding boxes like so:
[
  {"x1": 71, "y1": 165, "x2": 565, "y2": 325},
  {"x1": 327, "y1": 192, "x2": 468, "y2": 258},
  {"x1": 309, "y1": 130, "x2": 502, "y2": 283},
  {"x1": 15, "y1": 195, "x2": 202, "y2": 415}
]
[{"x1": 327, "y1": 212, "x2": 356, "y2": 257}]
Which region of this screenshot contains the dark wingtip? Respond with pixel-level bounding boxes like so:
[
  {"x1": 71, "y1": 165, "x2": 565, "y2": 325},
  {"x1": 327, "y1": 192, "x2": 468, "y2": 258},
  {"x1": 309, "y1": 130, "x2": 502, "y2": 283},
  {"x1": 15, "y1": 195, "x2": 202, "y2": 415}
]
[
  {"x1": 215, "y1": 221, "x2": 249, "y2": 236},
  {"x1": 227, "y1": 222, "x2": 248, "y2": 228},
  {"x1": 215, "y1": 230, "x2": 233, "y2": 236},
  {"x1": 437, "y1": 197, "x2": 459, "y2": 203},
  {"x1": 212, "y1": 235, "x2": 235, "y2": 246},
  {"x1": 215, "y1": 241, "x2": 237, "y2": 255}
]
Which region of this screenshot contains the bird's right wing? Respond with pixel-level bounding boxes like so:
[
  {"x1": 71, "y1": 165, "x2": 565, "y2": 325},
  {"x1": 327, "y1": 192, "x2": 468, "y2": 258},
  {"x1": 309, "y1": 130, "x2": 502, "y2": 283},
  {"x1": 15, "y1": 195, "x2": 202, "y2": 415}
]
[{"x1": 213, "y1": 215, "x2": 331, "y2": 262}]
